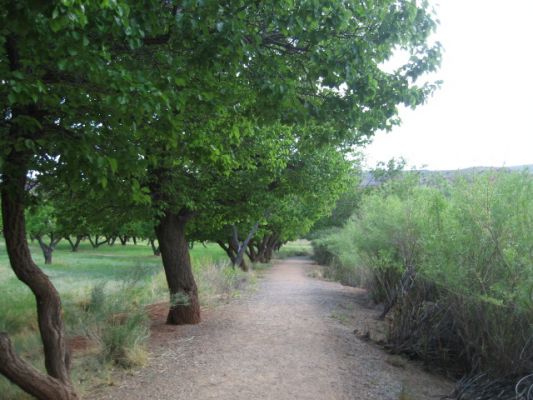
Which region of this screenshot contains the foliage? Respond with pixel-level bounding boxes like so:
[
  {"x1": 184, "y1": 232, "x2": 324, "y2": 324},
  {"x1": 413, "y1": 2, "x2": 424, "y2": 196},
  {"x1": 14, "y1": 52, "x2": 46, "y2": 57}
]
[
  {"x1": 1, "y1": 1, "x2": 441, "y2": 396},
  {"x1": 312, "y1": 171, "x2": 533, "y2": 391},
  {"x1": 367, "y1": 157, "x2": 408, "y2": 186},
  {"x1": 309, "y1": 186, "x2": 363, "y2": 234},
  {"x1": 25, "y1": 203, "x2": 60, "y2": 241},
  {"x1": 253, "y1": 145, "x2": 355, "y2": 247},
  {"x1": 310, "y1": 157, "x2": 410, "y2": 237}
]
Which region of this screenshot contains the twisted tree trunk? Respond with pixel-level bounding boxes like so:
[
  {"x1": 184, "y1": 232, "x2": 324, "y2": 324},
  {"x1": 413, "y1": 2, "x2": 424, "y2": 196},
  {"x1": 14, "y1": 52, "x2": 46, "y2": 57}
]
[
  {"x1": 246, "y1": 242, "x2": 258, "y2": 263},
  {"x1": 155, "y1": 208, "x2": 200, "y2": 325},
  {"x1": 0, "y1": 147, "x2": 77, "y2": 399},
  {"x1": 231, "y1": 223, "x2": 259, "y2": 272},
  {"x1": 217, "y1": 240, "x2": 249, "y2": 271}
]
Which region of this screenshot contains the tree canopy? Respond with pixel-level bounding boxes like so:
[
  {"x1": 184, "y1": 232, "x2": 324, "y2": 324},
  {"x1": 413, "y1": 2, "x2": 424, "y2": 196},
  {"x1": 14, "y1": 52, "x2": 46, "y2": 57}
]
[{"x1": 1, "y1": 1, "x2": 441, "y2": 398}]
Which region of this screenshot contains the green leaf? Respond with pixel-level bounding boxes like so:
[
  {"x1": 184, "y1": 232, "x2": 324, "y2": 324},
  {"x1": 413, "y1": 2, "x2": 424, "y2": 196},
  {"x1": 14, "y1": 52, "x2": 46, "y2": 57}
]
[
  {"x1": 108, "y1": 158, "x2": 118, "y2": 173},
  {"x1": 57, "y1": 59, "x2": 68, "y2": 70}
]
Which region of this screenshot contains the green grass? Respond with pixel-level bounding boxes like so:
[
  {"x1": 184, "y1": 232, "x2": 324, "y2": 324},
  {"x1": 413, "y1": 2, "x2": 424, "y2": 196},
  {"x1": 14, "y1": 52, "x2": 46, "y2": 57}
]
[
  {"x1": 0, "y1": 239, "x2": 232, "y2": 399},
  {"x1": 275, "y1": 239, "x2": 313, "y2": 259},
  {"x1": 0, "y1": 240, "x2": 226, "y2": 333},
  {"x1": 2, "y1": 240, "x2": 223, "y2": 294}
]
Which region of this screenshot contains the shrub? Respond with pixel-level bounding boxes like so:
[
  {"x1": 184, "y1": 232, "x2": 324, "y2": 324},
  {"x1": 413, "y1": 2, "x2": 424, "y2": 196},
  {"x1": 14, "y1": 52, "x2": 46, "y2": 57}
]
[
  {"x1": 101, "y1": 310, "x2": 149, "y2": 368},
  {"x1": 313, "y1": 171, "x2": 533, "y2": 395},
  {"x1": 193, "y1": 259, "x2": 250, "y2": 306},
  {"x1": 76, "y1": 281, "x2": 150, "y2": 368}
]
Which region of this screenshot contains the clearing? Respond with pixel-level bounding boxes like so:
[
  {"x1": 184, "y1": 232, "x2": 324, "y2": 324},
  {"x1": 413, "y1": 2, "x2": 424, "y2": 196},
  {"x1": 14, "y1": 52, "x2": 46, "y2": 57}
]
[{"x1": 90, "y1": 257, "x2": 452, "y2": 400}]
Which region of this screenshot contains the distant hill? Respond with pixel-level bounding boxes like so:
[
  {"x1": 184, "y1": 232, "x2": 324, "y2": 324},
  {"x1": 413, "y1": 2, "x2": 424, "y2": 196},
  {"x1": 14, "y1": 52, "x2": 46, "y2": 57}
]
[
  {"x1": 504, "y1": 164, "x2": 533, "y2": 172},
  {"x1": 361, "y1": 164, "x2": 533, "y2": 187},
  {"x1": 418, "y1": 164, "x2": 533, "y2": 175}
]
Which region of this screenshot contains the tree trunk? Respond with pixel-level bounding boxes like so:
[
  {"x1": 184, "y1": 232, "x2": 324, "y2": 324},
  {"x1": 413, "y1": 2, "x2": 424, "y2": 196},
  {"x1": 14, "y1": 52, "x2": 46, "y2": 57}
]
[
  {"x1": 149, "y1": 238, "x2": 161, "y2": 256},
  {"x1": 264, "y1": 246, "x2": 274, "y2": 262},
  {"x1": 246, "y1": 242, "x2": 259, "y2": 263},
  {"x1": 256, "y1": 236, "x2": 269, "y2": 263},
  {"x1": 254, "y1": 234, "x2": 279, "y2": 263},
  {"x1": 132, "y1": 236, "x2": 137, "y2": 245},
  {"x1": 37, "y1": 235, "x2": 62, "y2": 264},
  {"x1": 66, "y1": 236, "x2": 82, "y2": 252},
  {"x1": 155, "y1": 209, "x2": 200, "y2": 325},
  {"x1": 0, "y1": 146, "x2": 78, "y2": 399},
  {"x1": 89, "y1": 235, "x2": 108, "y2": 248},
  {"x1": 217, "y1": 240, "x2": 236, "y2": 264},
  {"x1": 229, "y1": 240, "x2": 249, "y2": 272},
  {"x1": 119, "y1": 235, "x2": 128, "y2": 245},
  {"x1": 43, "y1": 247, "x2": 52, "y2": 265},
  {"x1": 238, "y1": 257, "x2": 249, "y2": 272},
  {"x1": 37, "y1": 238, "x2": 53, "y2": 265},
  {"x1": 232, "y1": 222, "x2": 259, "y2": 272},
  {"x1": 218, "y1": 240, "x2": 249, "y2": 271},
  {"x1": 264, "y1": 235, "x2": 275, "y2": 262}
]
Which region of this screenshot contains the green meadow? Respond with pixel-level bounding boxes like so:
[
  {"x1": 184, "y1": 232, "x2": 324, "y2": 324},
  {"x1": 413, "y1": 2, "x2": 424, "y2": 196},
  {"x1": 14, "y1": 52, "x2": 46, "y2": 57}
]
[{"x1": 0, "y1": 240, "x2": 246, "y2": 399}]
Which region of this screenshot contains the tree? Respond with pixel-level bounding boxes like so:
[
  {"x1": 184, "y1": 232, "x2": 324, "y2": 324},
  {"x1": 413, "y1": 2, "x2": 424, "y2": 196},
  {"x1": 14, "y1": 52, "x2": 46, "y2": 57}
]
[
  {"x1": 365, "y1": 158, "x2": 408, "y2": 187},
  {"x1": 199, "y1": 142, "x2": 355, "y2": 266},
  {"x1": 0, "y1": 2, "x2": 175, "y2": 398},
  {"x1": 184, "y1": 124, "x2": 295, "y2": 271},
  {"x1": 310, "y1": 168, "x2": 363, "y2": 234},
  {"x1": 1, "y1": 1, "x2": 440, "y2": 397},
  {"x1": 26, "y1": 203, "x2": 62, "y2": 264},
  {"x1": 247, "y1": 145, "x2": 354, "y2": 263},
  {"x1": 47, "y1": 175, "x2": 156, "y2": 252},
  {"x1": 137, "y1": 0, "x2": 441, "y2": 325}
]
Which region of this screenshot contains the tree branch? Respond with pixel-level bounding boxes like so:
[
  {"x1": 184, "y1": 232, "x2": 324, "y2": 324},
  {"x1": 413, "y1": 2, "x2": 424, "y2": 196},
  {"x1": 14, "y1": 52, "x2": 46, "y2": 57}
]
[
  {"x1": 5, "y1": 35, "x2": 21, "y2": 71},
  {"x1": 0, "y1": 333, "x2": 77, "y2": 400}
]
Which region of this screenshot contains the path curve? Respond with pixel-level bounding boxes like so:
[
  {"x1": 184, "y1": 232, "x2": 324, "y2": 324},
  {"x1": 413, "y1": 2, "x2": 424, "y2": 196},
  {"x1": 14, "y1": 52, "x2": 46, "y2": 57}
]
[{"x1": 91, "y1": 258, "x2": 451, "y2": 400}]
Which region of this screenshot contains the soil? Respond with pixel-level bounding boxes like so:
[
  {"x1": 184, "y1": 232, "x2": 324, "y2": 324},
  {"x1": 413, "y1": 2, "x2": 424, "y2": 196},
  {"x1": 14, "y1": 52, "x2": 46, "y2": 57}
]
[
  {"x1": 89, "y1": 257, "x2": 453, "y2": 400},
  {"x1": 67, "y1": 336, "x2": 96, "y2": 354}
]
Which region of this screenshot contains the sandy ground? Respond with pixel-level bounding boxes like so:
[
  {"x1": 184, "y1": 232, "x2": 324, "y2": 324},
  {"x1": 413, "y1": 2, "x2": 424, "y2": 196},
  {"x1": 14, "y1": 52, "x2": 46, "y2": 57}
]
[{"x1": 89, "y1": 257, "x2": 452, "y2": 400}]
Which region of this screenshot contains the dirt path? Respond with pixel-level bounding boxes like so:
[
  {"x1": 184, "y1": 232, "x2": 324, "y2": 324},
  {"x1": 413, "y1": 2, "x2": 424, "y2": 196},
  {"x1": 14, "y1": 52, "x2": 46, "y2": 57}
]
[{"x1": 90, "y1": 258, "x2": 452, "y2": 400}]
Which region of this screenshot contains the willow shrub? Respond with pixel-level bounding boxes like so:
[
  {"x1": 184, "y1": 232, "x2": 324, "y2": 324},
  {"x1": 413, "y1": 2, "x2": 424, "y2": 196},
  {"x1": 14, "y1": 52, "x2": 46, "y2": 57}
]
[{"x1": 313, "y1": 171, "x2": 533, "y2": 379}]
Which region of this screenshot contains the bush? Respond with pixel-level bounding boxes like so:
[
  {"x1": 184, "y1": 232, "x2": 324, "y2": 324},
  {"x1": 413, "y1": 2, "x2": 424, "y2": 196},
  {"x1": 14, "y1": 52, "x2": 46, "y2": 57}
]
[
  {"x1": 313, "y1": 171, "x2": 533, "y2": 394},
  {"x1": 76, "y1": 278, "x2": 151, "y2": 368},
  {"x1": 193, "y1": 259, "x2": 250, "y2": 305},
  {"x1": 101, "y1": 311, "x2": 149, "y2": 368}
]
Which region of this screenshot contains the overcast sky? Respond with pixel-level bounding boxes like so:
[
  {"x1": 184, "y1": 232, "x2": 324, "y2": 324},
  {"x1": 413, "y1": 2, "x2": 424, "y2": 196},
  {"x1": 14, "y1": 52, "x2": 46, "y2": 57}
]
[{"x1": 363, "y1": 0, "x2": 533, "y2": 170}]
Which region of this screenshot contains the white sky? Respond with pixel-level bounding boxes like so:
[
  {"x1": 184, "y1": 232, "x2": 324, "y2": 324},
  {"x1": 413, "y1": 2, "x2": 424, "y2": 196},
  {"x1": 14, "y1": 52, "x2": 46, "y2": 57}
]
[{"x1": 363, "y1": 0, "x2": 533, "y2": 170}]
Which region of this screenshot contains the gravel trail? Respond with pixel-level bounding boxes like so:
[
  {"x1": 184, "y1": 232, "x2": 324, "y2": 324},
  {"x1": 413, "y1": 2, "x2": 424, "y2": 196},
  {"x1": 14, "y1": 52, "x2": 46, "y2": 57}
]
[{"x1": 90, "y1": 257, "x2": 451, "y2": 400}]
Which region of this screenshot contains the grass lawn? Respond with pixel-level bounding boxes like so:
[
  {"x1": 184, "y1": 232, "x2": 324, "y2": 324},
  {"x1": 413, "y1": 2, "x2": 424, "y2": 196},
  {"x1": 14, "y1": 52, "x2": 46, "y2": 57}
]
[
  {"x1": 0, "y1": 239, "x2": 233, "y2": 399},
  {"x1": 274, "y1": 239, "x2": 313, "y2": 258},
  {"x1": 0, "y1": 240, "x2": 226, "y2": 291},
  {"x1": 0, "y1": 240, "x2": 227, "y2": 333}
]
